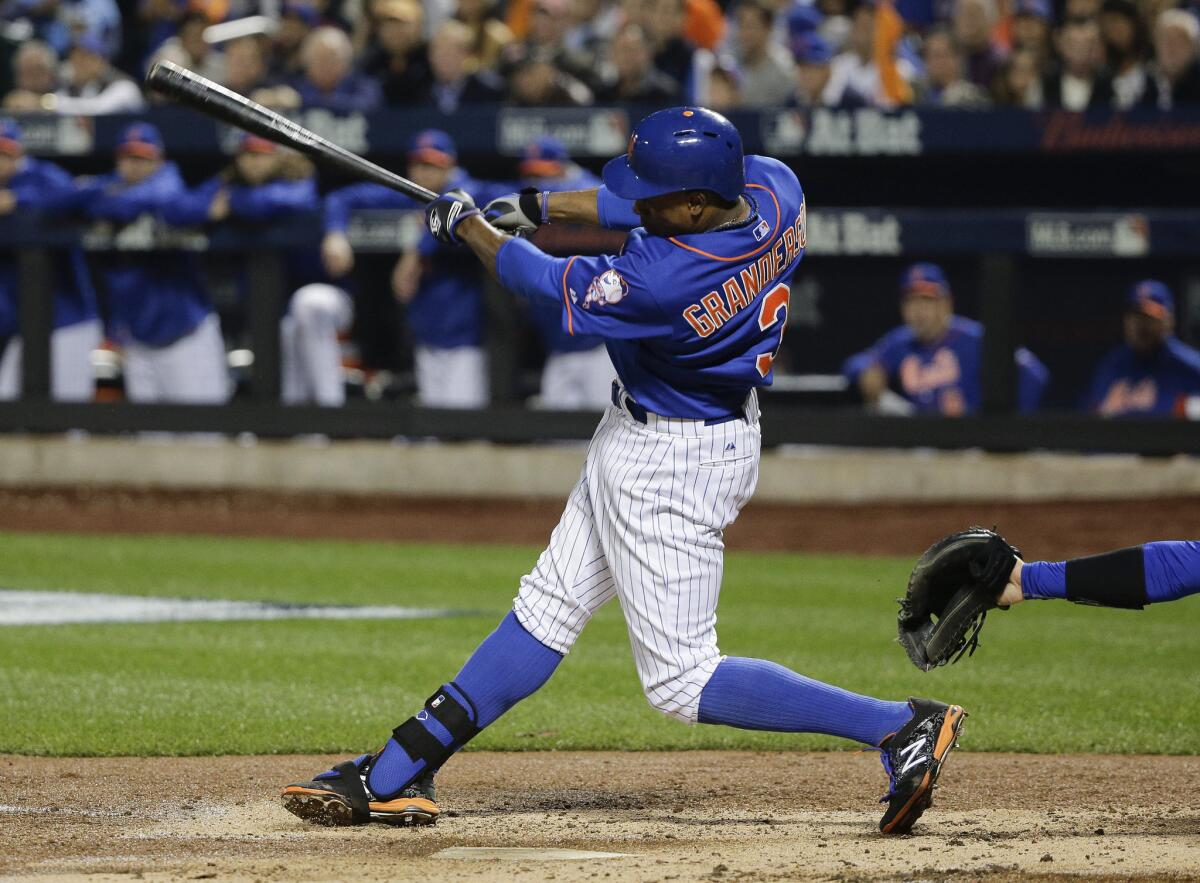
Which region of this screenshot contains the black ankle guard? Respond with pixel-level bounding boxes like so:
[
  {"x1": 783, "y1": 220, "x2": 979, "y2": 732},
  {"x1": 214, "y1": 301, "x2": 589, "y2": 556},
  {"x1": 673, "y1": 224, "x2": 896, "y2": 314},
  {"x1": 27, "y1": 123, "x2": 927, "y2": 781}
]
[
  {"x1": 1065, "y1": 545, "x2": 1146, "y2": 609},
  {"x1": 392, "y1": 683, "x2": 480, "y2": 770}
]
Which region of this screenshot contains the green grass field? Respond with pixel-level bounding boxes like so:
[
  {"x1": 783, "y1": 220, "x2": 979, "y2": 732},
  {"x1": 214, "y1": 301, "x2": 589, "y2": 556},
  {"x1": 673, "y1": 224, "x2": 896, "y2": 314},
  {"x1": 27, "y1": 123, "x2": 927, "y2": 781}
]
[{"x1": 1, "y1": 531, "x2": 1196, "y2": 757}]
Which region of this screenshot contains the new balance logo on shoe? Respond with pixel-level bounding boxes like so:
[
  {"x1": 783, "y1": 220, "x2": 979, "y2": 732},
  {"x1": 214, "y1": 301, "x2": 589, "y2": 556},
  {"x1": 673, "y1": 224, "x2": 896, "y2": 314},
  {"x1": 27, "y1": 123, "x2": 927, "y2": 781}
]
[{"x1": 898, "y1": 737, "x2": 926, "y2": 775}]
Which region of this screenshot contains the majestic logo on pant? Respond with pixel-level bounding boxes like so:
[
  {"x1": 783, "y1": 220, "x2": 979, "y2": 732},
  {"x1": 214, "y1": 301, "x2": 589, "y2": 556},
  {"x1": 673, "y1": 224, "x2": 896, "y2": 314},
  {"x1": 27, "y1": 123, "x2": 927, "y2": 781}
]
[
  {"x1": 431, "y1": 694, "x2": 445, "y2": 709},
  {"x1": 898, "y1": 737, "x2": 926, "y2": 775}
]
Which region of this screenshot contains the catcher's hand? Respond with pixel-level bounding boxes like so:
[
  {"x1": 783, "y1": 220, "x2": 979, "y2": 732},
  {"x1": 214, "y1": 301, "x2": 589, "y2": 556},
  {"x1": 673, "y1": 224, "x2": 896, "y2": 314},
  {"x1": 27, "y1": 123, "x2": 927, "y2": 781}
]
[{"x1": 898, "y1": 527, "x2": 1020, "y2": 671}]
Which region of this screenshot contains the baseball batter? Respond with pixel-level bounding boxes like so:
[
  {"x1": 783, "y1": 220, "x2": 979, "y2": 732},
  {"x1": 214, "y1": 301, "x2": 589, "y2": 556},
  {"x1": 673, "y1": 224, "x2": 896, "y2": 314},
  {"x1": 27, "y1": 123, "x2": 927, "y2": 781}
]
[{"x1": 283, "y1": 108, "x2": 965, "y2": 836}]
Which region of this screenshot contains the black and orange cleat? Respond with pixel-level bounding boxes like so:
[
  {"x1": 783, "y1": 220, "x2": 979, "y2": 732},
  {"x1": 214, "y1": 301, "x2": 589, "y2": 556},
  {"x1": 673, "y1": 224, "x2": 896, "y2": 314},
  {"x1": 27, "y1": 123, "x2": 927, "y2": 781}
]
[
  {"x1": 876, "y1": 698, "x2": 966, "y2": 835},
  {"x1": 281, "y1": 754, "x2": 439, "y2": 827}
]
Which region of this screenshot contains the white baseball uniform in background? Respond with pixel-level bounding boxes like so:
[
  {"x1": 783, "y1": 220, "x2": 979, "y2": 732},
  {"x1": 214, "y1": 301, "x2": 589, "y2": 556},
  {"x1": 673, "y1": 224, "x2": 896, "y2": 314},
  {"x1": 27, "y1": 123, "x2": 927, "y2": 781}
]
[
  {"x1": 0, "y1": 318, "x2": 103, "y2": 401},
  {"x1": 281, "y1": 283, "x2": 354, "y2": 407},
  {"x1": 538, "y1": 347, "x2": 615, "y2": 410},
  {"x1": 122, "y1": 313, "x2": 230, "y2": 403},
  {"x1": 414, "y1": 345, "x2": 488, "y2": 409}
]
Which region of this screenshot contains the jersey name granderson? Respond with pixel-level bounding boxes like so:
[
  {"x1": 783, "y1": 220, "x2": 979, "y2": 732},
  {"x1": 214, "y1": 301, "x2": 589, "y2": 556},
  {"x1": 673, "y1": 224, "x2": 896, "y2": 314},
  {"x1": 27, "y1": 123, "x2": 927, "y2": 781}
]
[
  {"x1": 495, "y1": 154, "x2": 808, "y2": 420},
  {"x1": 682, "y1": 202, "x2": 806, "y2": 339}
]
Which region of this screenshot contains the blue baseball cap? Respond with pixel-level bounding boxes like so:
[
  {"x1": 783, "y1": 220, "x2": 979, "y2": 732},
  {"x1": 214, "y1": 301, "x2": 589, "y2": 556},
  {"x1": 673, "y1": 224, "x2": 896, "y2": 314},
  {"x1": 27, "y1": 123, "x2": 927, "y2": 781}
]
[
  {"x1": 116, "y1": 122, "x2": 165, "y2": 159},
  {"x1": 792, "y1": 30, "x2": 834, "y2": 63},
  {"x1": 901, "y1": 262, "x2": 950, "y2": 297},
  {"x1": 408, "y1": 129, "x2": 456, "y2": 168},
  {"x1": 0, "y1": 118, "x2": 23, "y2": 157},
  {"x1": 1014, "y1": 0, "x2": 1051, "y2": 18},
  {"x1": 1126, "y1": 280, "x2": 1174, "y2": 320},
  {"x1": 521, "y1": 136, "x2": 569, "y2": 176},
  {"x1": 786, "y1": 4, "x2": 824, "y2": 37},
  {"x1": 72, "y1": 33, "x2": 113, "y2": 59},
  {"x1": 282, "y1": 1, "x2": 321, "y2": 25}
]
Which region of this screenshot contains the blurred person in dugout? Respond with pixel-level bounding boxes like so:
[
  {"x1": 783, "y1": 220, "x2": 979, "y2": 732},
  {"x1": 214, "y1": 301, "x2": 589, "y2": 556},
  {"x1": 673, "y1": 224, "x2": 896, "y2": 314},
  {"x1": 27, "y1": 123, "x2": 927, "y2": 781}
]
[
  {"x1": 158, "y1": 132, "x2": 346, "y2": 407},
  {"x1": 73, "y1": 123, "x2": 229, "y2": 404},
  {"x1": 320, "y1": 130, "x2": 493, "y2": 408},
  {"x1": 514, "y1": 136, "x2": 614, "y2": 410},
  {"x1": 0, "y1": 118, "x2": 102, "y2": 401},
  {"x1": 390, "y1": 131, "x2": 495, "y2": 408},
  {"x1": 1084, "y1": 280, "x2": 1200, "y2": 417},
  {"x1": 843, "y1": 262, "x2": 1049, "y2": 415}
]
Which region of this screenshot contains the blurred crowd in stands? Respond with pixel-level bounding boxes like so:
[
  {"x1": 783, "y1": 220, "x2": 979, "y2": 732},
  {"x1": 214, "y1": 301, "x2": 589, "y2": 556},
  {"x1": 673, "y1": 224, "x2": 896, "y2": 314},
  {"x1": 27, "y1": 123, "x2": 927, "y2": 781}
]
[
  {"x1": 2, "y1": 0, "x2": 1200, "y2": 115},
  {"x1": 4, "y1": 110, "x2": 1200, "y2": 418}
]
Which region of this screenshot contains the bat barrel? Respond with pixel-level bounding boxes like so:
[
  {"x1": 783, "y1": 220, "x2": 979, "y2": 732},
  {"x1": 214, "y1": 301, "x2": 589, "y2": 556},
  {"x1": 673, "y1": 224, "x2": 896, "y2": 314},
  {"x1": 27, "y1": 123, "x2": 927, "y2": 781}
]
[{"x1": 144, "y1": 61, "x2": 438, "y2": 204}]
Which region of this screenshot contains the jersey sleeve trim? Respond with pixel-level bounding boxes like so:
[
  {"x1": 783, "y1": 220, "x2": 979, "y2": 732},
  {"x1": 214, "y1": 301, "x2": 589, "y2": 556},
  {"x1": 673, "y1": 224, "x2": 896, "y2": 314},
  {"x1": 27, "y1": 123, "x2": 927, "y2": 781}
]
[
  {"x1": 666, "y1": 184, "x2": 781, "y2": 263},
  {"x1": 560, "y1": 255, "x2": 579, "y2": 336}
]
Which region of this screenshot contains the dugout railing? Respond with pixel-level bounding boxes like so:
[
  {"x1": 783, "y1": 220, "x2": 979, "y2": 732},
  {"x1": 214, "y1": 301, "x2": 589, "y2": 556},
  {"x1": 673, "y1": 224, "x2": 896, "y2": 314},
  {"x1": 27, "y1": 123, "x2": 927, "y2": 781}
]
[{"x1": 4, "y1": 207, "x2": 1200, "y2": 454}]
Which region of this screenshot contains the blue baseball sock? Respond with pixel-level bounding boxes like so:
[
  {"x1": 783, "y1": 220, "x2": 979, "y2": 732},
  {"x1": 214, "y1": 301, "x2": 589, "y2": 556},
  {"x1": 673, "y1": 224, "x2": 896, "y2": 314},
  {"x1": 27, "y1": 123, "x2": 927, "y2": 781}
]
[
  {"x1": 1024, "y1": 541, "x2": 1200, "y2": 603},
  {"x1": 697, "y1": 656, "x2": 913, "y2": 747},
  {"x1": 365, "y1": 611, "x2": 562, "y2": 796}
]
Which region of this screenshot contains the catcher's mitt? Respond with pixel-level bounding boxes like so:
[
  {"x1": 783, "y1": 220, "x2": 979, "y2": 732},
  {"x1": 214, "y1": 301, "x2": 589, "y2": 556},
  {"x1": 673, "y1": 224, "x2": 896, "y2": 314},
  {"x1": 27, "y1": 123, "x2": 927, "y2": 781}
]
[{"x1": 898, "y1": 527, "x2": 1020, "y2": 671}]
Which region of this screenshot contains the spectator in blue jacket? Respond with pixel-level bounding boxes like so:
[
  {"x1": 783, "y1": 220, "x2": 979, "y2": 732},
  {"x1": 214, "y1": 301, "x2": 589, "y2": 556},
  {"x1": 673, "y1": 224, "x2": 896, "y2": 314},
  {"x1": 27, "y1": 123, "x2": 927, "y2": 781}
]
[
  {"x1": 75, "y1": 122, "x2": 229, "y2": 404},
  {"x1": 843, "y1": 262, "x2": 1049, "y2": 415},
  {"x1": 512, "y1": 136, "x2": 614, "y2": 410},
  {"x1": 0, "y1": 118, "x2": 102, "y2": 401},
  {"x1": 1084, "y1": 280, "x2": 1200, "y2": 417},
  {"x1": 162, "y1": 133, "x2": 336, "y2": 405}
]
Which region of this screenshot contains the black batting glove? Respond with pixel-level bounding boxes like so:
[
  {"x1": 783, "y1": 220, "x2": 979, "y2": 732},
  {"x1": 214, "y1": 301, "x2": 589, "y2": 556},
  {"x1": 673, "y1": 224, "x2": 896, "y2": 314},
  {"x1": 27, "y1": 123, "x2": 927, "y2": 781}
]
[{"x1": 425, "y1": 189, "x2": 481, "y2": 245}]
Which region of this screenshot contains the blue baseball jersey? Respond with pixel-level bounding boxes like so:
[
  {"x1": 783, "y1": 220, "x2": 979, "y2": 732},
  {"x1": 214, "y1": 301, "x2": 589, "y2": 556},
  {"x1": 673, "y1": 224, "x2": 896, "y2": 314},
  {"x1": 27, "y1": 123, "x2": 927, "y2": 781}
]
[
  {"x1": 1084, "y1": 338, "x2": 1200, "y2": 416},
  {"x1": 497, "y1": 155, "x2": 807, "y2": 419},
  {"x1": 325, "y1": 170, "x2": 499, "y2": 349},
  {"x1": 0, "y1": 157, "x2": 98, "y2": 336},
  {"x1": 163, "y1": 173, "x2": 324, "y2": 294},
  {"x1": 520, "y1": 167, "x2": 606, "y2": 357},
  {"x1": 74, "y1": 162, "x2": 213, "y2": 347},
  {"x1": 842, "y1": 316, "x2": 1049, "y2": 414}
]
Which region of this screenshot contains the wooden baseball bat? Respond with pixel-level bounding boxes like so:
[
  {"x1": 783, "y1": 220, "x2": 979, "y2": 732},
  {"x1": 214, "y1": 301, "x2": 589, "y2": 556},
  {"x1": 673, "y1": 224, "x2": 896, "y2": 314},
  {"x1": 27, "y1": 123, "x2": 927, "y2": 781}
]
[{"x1": 144, "y1": 60, "x2": 437, "y2": 204}]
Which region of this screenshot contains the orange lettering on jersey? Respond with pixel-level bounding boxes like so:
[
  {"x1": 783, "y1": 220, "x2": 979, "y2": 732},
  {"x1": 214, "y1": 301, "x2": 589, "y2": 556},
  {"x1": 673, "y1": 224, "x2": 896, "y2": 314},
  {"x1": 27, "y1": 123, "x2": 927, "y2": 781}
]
[
  {"x1": 754, "y1": 254, "x2": 772, "y2": 290},
  {"x1": 738, "y1": 265, "x2": 760, "y2": 303},
  {"x1": 782, "y1": 227, "x2": 797, "y2": 264},
  {"x1": 899, "y1": 349, "x2": 962, "y2": 396},
  {"x1": 1098, "y1": 378, "x2": 1158, "y2": 415},
  {"x1": 683, "y1": 302, "x2": 717, "y2": 338},
  {"x1": 722, "y1": 277, "x2": 747, "y2": 314},
  {"x1": 772, "y1": 238, "x2": 786, "y2": 274},
  {"x1": 703, "y1": 291, "x2": 732, "y2": 327},
  {"x1": 796, "y1": 200, "x2": 807, "y2": 248}
]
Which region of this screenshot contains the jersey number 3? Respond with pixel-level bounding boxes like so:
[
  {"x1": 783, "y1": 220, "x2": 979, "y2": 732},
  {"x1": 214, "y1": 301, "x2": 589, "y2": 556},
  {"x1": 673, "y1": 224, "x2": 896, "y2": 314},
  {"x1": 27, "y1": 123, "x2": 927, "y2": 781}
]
[{"x1": 755, "y1": 283, "x2": 791, "y2": 378}]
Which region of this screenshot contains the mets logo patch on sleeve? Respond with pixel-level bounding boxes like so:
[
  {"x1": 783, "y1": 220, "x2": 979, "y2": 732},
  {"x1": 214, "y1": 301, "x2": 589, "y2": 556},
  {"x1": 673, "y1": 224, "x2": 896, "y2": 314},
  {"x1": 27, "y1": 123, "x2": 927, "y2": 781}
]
[{"x1": 583, "y1": 269, "x2": 629, "y2": 309}]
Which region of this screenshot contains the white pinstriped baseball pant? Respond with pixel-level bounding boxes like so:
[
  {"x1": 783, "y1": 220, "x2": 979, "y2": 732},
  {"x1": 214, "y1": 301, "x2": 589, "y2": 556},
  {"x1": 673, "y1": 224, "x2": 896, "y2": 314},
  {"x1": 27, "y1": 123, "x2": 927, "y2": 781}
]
[{"x1": 513, "y1": 387, "x2": 761, "y2": 723}]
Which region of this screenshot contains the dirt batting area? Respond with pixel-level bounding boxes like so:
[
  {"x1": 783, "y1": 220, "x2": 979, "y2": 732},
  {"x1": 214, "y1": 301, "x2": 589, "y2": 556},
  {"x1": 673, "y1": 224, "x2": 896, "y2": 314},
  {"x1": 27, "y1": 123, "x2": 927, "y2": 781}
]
[{"x1": 3, "y1": 488, "x2": 1200, "y2": 881}]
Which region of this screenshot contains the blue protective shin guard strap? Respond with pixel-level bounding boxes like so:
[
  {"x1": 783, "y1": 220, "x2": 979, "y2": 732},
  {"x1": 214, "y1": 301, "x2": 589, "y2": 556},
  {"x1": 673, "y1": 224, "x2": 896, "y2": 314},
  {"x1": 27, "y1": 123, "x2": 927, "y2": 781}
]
[{"x1": 392, "y1": 684, "x2": 480, "y2": 770}]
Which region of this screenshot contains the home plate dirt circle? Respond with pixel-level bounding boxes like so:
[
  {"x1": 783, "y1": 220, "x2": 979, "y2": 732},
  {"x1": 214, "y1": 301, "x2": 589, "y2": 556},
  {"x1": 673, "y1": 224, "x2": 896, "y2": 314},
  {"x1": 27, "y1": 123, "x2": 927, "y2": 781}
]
[
  {"x1": 431, "y1": 847, "x2": 632, "y2": 860},
  {"x1": 2, "y1": 751, "x2": 1197, "y2": 882}
]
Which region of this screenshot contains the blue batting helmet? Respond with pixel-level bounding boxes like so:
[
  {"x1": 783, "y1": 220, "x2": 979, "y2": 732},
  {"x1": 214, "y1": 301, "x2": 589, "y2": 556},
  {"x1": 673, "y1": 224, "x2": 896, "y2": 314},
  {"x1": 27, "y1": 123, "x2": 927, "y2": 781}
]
[{"x1": 602, "y1": 106, "x2": 745, "y2": 203}]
